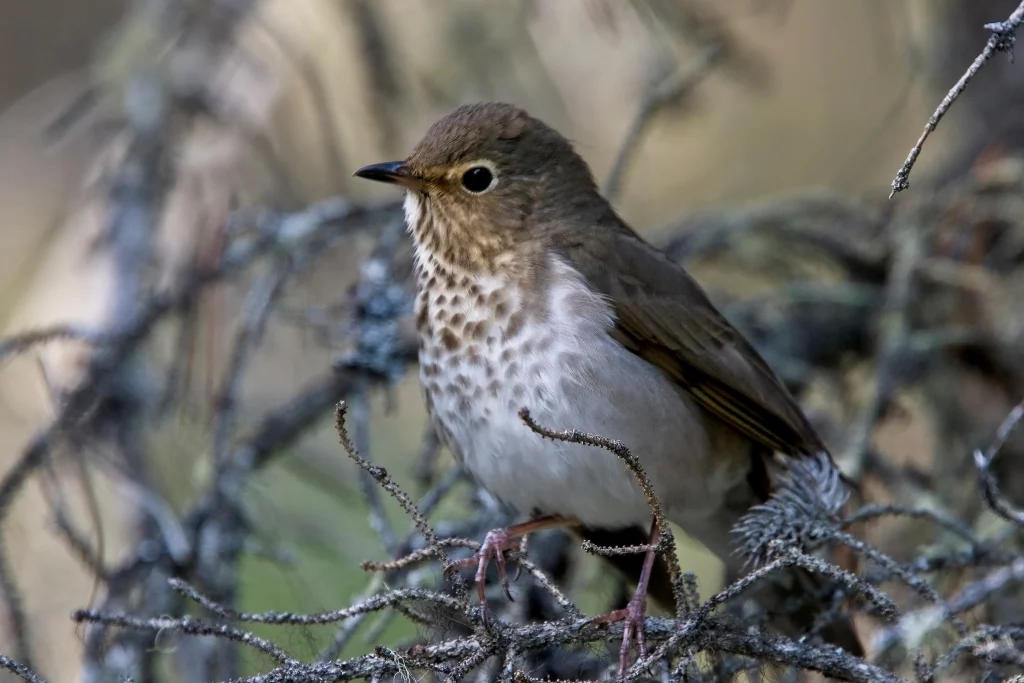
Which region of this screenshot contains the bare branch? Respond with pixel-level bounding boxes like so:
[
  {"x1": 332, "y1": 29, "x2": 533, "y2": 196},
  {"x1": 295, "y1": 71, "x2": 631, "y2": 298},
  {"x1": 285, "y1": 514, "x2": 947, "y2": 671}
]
[
  {"x1": 0, "y1": 653, "x2": 47, "y2": 683},
  {"x1": 71, "y1": 610, "x2": 299, "y2": 666},
  {"x1": 518, "y1": 407, "x2": 685, "y2": 615},
  {"x1": 974, "y1": 399, "x2": 1024, "y2": 526},
  {"x1": 604, "y1": 44, "x2": 723, "y2": 202},
  {"x1": 0, "y1": 326, "x2": 104, "y2": 363},
  {"x1": 335, "y1": 402, "x2": 468, "y2": 603},
  {"x1": 890, "y1": 1, "x2": 1024, "y2": 196}
]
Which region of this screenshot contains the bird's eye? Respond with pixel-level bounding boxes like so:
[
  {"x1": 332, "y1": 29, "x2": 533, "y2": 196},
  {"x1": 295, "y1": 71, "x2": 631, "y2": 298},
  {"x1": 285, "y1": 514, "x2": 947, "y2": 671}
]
[{"x1": 460, "y1": 166, "x2": 496, "y2": 194}]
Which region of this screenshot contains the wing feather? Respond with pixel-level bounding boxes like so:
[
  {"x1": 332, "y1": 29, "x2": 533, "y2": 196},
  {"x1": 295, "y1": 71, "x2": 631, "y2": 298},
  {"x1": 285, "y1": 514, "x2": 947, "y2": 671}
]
[{"x1": 550, "y1": 216, "x2": 826, "y2": 458}]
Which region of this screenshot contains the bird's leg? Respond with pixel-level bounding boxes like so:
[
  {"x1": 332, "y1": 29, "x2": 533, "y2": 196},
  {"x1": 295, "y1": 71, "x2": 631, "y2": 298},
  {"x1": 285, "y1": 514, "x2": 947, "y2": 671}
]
[
  {"x1": 590, "y1": 518, "x2": 661, "y2": 677},
  {"x1": 445, "y1": 514, "x2": 574, "y2": 614}
]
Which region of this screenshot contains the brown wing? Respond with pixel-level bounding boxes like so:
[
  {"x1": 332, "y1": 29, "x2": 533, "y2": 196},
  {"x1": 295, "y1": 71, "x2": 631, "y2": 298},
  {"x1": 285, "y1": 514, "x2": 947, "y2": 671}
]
[{"x1": 550, "y1": 216, "x2": 826, "y2": 459}]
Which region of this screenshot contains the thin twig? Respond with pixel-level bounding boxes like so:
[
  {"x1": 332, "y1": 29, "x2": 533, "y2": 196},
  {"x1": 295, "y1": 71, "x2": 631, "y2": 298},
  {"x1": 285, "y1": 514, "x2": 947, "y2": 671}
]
[
  {"x1": 348, "y1": 388, "x2": 399, "y2": 555},
  {"x1": 973, "y1": 399, "x2": 1024, "y2": 526},
  {"x1": 518, "y1": 408, "x2": 685, "y2": 615},
  {"x1": 513, "y1": 553, "x2": 583, "y2": 620},
  {"x1": 52, "y1": 505, "x2": 109, "y2": 579},
  {"x1": 171, "y1": 576, "x2": 464, "y2": 626},
  {"x1": 0, "y1": 653, "x2": 47, "y2": 683},
  {"x1": 0, "y1": 326, "x2": 104, "y2": 363},
  {"x1": 831, "y1": 530, "x2": 963, "y2": 634},
  {"x1": 839, "y1": 214, "x2": 923, "y2": 480},
  {"x1": 71, "y1": 610, "x2": 298, "y2": 666},
  {"x1": 315, "y1": 574, "x2": 385, "y2": 663},
  {"x1": 890, "y1": 1, "x2": 1024, "y2": 196},
  {"x1": 604, "y1": 44, "x2": 723, "y2": 202},
  {"x1": 0, "y1": 543, "x2": 31, "y2": 674},
  {"x1": 211, "y1": 265, "x2": 291, "y2": 466},
  {"x1": 843, "y1": 503, "x2": 978, "y2": 545},
  {"x1": 873, "y1": 556, "x2": 1024, "y2": 655},
  {"x1": 335, "y1": 402, "x2": 466, "y2": 602}
]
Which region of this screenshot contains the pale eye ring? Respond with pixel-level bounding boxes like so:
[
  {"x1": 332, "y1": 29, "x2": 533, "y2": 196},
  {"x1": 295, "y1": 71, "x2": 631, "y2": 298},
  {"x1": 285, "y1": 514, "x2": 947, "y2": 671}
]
[{"x1": 460, "y1": 165, "x2": 498, "y2": 194}]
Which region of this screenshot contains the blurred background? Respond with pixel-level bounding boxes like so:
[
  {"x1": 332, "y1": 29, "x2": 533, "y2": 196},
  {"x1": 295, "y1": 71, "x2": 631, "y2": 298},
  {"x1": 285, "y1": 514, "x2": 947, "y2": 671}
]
[{"x1": 2, "y1": 1, "x2": 1024, "y2": 681}]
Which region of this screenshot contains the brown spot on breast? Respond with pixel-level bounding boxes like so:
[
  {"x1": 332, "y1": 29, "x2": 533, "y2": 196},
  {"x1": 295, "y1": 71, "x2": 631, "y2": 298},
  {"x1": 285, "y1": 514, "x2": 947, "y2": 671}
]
[
  {"x1": 455, "y1": 374, "x2": 471, "y2": 389},
  {"x1": 422, "y1": 362, "x2": 439, "y2": 377},
  {"x1": 499, "y1": 349, "x2": 514, "y2": 363},
  {"x1": 416, "y1": 305, "x2": 429, "y2": 331},
  {"x1": 495, "y1": 301, "x2": 509, "y2": 319},
  {"x1": 451, "y1": 294, "x2": 463, "y2": 307},
  {"x1": 487, "y1": 380, "x2": 501, "y2": 397},
  {"x1": 504, "y1": 311, "x2": 525, "y2": 340},
  {"x1": 440, "y1": 327, "x2": 460, "y2": 351},
  {"x1": 467, "y1": 346, "x2": 483, "y2": 365},
  {"x1": 450, "y1": 312, "x2": 465, "y2": 328},
  {"x1": 468, "y1": 283, "x2": 481, "y2": 296},
  {"x1": 434, "y1": 294, "x2": 448, "y2": 306},
  {"x1": 468, "y1": 321, "x2": 488, "y2": 341}
]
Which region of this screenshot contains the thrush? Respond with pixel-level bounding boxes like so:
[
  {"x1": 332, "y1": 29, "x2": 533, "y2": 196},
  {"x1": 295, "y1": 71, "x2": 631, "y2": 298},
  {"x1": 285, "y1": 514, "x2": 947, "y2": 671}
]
[{"x1": 355, "y1": 102, "x2": 862, "y2": 672}]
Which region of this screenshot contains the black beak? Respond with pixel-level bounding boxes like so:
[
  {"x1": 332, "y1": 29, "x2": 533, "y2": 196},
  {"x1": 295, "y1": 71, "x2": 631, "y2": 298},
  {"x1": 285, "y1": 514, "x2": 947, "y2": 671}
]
[{"x1": 353, "y1": 161, "x2": 423, "y2": 190}]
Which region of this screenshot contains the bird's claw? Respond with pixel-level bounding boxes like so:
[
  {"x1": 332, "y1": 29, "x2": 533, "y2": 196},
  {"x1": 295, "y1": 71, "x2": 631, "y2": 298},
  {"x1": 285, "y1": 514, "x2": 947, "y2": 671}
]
[
  {"x1": 443, "y1": 527, "x2": 521, "y2": 619},
  {"x1": 591, "y1": 590, "x2": 649, "y2": 678}
]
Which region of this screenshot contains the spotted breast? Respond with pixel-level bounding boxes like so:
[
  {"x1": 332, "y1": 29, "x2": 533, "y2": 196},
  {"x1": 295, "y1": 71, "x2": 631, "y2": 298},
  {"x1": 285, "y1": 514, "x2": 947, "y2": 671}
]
[{"x1": 407, "y1": 194, "x2": 751, "y2": 537}]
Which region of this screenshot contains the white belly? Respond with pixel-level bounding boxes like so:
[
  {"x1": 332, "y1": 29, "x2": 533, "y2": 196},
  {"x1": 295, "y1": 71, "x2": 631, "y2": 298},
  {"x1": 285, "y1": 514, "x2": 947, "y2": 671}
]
[{"x1": 417, "y1": 253, "x2": 751, "y2": 531}]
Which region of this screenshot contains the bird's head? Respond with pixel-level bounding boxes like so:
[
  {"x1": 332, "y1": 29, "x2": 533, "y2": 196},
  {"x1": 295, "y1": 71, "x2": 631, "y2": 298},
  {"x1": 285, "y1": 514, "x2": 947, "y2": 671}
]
[{"x1": 354, "y1": 102, "x2": 600, "y2": 272}]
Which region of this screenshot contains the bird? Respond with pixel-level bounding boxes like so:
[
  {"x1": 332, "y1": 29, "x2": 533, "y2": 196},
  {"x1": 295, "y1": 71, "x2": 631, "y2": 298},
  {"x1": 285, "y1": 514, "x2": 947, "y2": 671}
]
[{"x1": 354, "y1": 102, "x2": 862, "y2": 672}]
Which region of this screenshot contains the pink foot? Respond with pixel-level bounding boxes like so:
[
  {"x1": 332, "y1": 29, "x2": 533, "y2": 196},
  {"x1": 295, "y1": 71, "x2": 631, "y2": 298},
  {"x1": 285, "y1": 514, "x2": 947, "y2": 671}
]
[
  {"x1": 593, "y1": 589, "x2": 649, "y2": 677},
  {"x1": 442, "y1": 516, "x2": 575, "y2": 622},
  {"x1": 445, "y1": 528, "x2": 519, "y2": 618}
]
